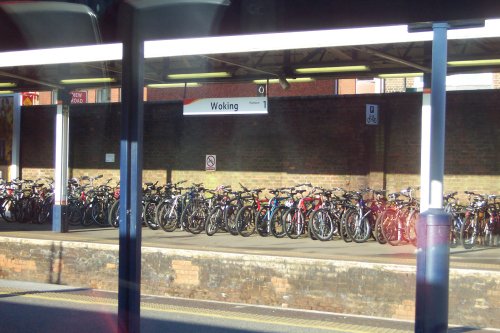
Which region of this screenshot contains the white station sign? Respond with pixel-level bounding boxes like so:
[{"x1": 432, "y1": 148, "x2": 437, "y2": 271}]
[{"x1": 183, "y1": 97, "x2": 268, "y2": 115}]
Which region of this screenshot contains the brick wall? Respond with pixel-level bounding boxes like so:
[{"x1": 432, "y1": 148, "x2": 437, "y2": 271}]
[
  {"x1": 0, "y1": 237, "x2": 498, "y2": 327},
  {"x1": 494, "y1": 73, "x2": 500, "y2": 89},
  {"x1": 384, "y1": 78, "x2": 407, "y2": 93},
  {"x1": 20, "y1": 90, "x2": 500, "y2": 195}
]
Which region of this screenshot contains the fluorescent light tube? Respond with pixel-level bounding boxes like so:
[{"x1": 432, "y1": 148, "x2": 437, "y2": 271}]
[
  {"x1": 378, "y1": 72, "x2": 424, "y2": 78},
  {"x1": 167, "y1": 72, "x2": 231, "y2": 79},
  {"x1": 0, "y1": 82, "x2": 16, "y2": 88},
  {"x1": 60, "y1": 78, "x2": 116, "y2": 84},
  {"x1": 147, "y1": 83, "x2": 201, "y2": 88},
  {"x1": 0, "y1": 19, "x2": 499, "y2": 68},
  {"x1": 447, "y1": 59, "x2": 500, "y2": 67},
  {"x1": 253, "y1": 78, "x2": 315, "y2": 84},
  {"x1": 295, "y1": 66, "x2": 369, "y2": 74}
]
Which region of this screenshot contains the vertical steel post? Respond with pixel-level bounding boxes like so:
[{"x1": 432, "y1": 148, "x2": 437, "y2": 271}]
[
  {"x1": 118, "y1": 3, "x2": 143, "y2": 333},
  {"x1": 53, "y1": 96, "x2": 69, "y2": 233},
  {"x1": 415, "y1": 22, "x2": 451, "y2": 333},
  {"x1": 10, "y1": 93, "x2": 21, "y2": 180}
]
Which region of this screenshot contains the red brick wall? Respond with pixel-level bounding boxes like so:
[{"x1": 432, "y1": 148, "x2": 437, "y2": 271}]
[{"x1": 20, "y1": 90, "x2": 500, "y2": 195}]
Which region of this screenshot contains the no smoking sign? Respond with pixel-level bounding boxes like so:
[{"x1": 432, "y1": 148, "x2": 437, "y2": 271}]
[{"x1": 205, "y1": 155, "x2": 216, "y2": 171}]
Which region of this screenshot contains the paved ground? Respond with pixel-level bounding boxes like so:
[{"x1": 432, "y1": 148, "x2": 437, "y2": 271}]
[
  {"x1": 3, "y1": 279, "x2": 500, "y2": 333},
  {"x1": 1, "y1": 221, "x2": 499, "y2": 271}
]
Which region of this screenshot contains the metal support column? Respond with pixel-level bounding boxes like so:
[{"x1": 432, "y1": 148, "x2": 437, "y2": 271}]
[
  {"x1": 52, "y1": 98, "x2": 69, "y2": 233},
  {"x1": 118, "y1": 3, "x2": 144, "y2": 333},
  {"x1": 10, "y1": 93, "x2": 21, "y2": 180},
  {"x1": 415, "y1": 22, "x2": 451, "y2": 333}
]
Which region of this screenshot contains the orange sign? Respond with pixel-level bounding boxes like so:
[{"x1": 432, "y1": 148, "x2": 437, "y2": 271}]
[{"x1": 21, "y1": 92, "x2": 39, "y2": 106}]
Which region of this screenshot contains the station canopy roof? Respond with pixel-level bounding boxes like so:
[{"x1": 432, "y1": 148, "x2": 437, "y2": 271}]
[{"x1": 1, "y1": 0, "x2": 500, "y2": 92}]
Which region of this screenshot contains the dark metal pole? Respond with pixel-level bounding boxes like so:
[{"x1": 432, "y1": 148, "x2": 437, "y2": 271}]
[
  {"x1": 415, "y1": 22, "x2": 451, "y2": 333},
  {"x1": 118, "y1": 3, "x2": 144, "y2": 333}
]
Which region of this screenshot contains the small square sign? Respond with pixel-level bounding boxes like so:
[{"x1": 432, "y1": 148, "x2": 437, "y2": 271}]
[
  {"x1": 366, "y1": 104, "x2": 379, "y2": 125},
  {"x1": 205, "y1": 155, "x2": 216, "y2": 171},
  {"x1": 105, "y1": 153, "x2": 115, "y2": 163}
]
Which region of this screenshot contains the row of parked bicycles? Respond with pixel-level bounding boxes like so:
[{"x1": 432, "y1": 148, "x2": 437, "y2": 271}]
[{"x1": 0, "y1": 176, "x2": 498, "y2": 249}]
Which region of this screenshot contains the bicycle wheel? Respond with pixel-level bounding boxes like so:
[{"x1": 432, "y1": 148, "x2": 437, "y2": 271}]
[
  {"x1": 449, "y1": 215, "x2": 462, "y2": 248},
  {"x1": 67, "y1": 202, "x2": 84, "y2": 226},
  {"x1": 180, "y1": 201, "x2": 193, "y2": 232},
  {"x1": 308, "y1": 209, "x2": 335, "y2": 241},
  {"x1": 82, "y1": 204, "x2": 94, "y2": 226},
  {"x1": 1, "y1": 197, "x2": 16, "y2": 222},
  {"x1": 380, "y1": 209, "x2": 400, "y2": 246},
  {"x1": 156, "y1": 200, "x2": 178, "y2": 232},
  {"x1": 460, "y1": 214, "x2": 477, "y2": 249},
  {"x1": 37, "y1": 199, "x2": 53, "y2": 224},
  {"x1": 144, "y1": 201, "x2": 160, "y2": 230},
  {"x1": 256, "y1": 206, "x2": 270, "y2": 237},
  {"x1": 224, "y1": 204, "x2": 239, "y2": 236},
  {"x1": 206, "y1": 206, "x2": 223, "y2": 236},
  {"x1": 284, "y1": 207, "x2": 305, "y2": 239},
  {"x1": 186, "y1": 201, "x2": 207, "y2": 234},
  {"x1": 345, "y1": 209, "x2": 372, "y2": 243},
  {"x1": 107, "y1": 200, "x2": 120, "y2": 228},
  {"x1": 405, "y1": 210, "x2": 419, "y2": 246},
  {"x1": 270, "y1": 206, "x2": 287, "y2": 238},
  {"x1": 236, "y1": 206, "x2": 256, "y2": 237},
  {"x1": 339, "y1": 208, "x2": 353, "y2": 243},
  {"x1": 373, "y1": 212, "x2": 387, "y2": 244},
  {"x1": 91, "y1": 200, "x2": 108, "y2": 226}
]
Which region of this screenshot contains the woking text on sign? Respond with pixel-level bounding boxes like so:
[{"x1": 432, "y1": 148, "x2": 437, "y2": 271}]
[{"x1": 184, "y1": 97, "x2": 268, "y2": 115}]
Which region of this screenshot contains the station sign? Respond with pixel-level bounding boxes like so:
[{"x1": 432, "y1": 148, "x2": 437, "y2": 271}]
[
  {"x1": 71, "y1": 91, "x2": 87, "y2": 104},
  {"x1": 183, "y1": 97, "x2": 268, "y2": 116}
]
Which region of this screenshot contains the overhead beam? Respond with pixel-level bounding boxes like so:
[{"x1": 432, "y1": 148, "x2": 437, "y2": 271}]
[
  {"x1": 0, "y1": 69, "x2": 63, "y2": 89},
  {"x1": 353, "y1": 46, "x2": 431, "y2": 72}
]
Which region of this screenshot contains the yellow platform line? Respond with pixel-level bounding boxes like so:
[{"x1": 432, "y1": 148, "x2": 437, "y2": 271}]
[{"x1": 0, "y1": 288, "x2": 411, "y2": 333}]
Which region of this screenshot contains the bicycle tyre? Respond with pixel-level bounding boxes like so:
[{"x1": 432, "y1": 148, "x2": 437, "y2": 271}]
[
  {"x1": 339, "y1": 208, "x2": 354, "y2": 243},
  {"x1": 144, "y1": 201, "x2": 160, "y2": 230},
  {"x1": 345, "y1": 209, "x2": 372, "y2": 243},
  {"x1": 67, "y1": 202, "x2": 85, "y2": 226},
  {"x1": 224, "y1": 204, "x2": 239, "y2": 236},
  {"x1": 37, "y1": 199, "x2": 53, "y2": 224},
  {"x1": 236, "y1": 206, "x2": 256, "y2": 237},
  {"x1": 405, "y1": 210, "x2": 419, "y2": 246},
  {"x1": 206, "y1": 206, "x2": 223, "y2": 236},
  {"x1": 270, "y1": 206, "x2": 287, "y2": 238},
  {"x1": 380, "y1": 209, "x2": 400, "y2": 246},
  {"x1": 283, "y1": 207, "x2": 305, "y2": 239},
  {"x1": 186, "y1": 200, "x2": 207, "y2": 234},
  {"x1": 256, "y1": 206, "x2": 270, "y2": 237},
  {"x1": 156, "y1": 200, "x2": 178, "y2": 232},
  {"x1": 460, "y1": 214, "x2": 477, "y2": 249},
  {"x1": 91, "y1": 200, "x2": 108, "y2": 226},
  {"x1": 308, "y1": 209, "x2": 335, "y2": 241},
  {"x1": 373, "y1": 212, "x2": 387, "y2": 244},
  {"x1": 107, "y1": 200, "x2": 120, "y2": 228},
  {"x1": 1, "y1": 197, "x2": 16, "y2": 222}
]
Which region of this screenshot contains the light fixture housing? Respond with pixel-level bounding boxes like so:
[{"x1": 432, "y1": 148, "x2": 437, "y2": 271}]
[
  {"x1": 167, "y1": 72, "x2": 231, "y2": 80},
  {"x1": 295, "y1": 65, "x2": 370, "y2": 74},
  {"x1": 0, "y1": 19, "x2": 499, "y2": 68},
  {"x1": 147, "y1": 83, "x2": 201, "y2": 88},
  {"x1": 253, "y1": 78, "x2": 315, "y2": 84},
  {"x1": 60, "y1": 78, "x2": 116, "y2": 84},
  {"x1": 447, "y1": 59, "x2": 500, "y2": 67},
  {"x1": 378, "y1": 72, "x2": 424, "y2": 78}
]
